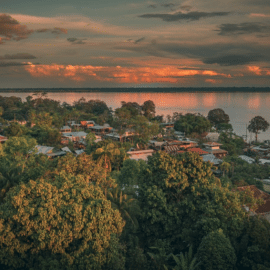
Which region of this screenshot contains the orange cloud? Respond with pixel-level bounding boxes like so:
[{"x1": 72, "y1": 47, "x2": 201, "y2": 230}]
[
  {"x1": 248, "y1": 66, "x2": 270, "y2": 76},
  {"x1": 25, "y1": 63, "x2": 231, "y2": 84}
]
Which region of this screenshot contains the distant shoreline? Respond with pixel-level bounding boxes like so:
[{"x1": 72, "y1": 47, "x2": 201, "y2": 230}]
[{"x1": 0, "y1": 87, "x2": 270, "y2": 93}]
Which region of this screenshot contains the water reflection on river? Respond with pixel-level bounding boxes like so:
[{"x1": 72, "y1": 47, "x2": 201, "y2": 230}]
[{"x1": 1, "y1": 91, "x2": 270, "y2": 142}]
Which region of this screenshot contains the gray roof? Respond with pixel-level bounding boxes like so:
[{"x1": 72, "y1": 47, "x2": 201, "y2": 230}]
[
  {"x1": 61, "y1": 126, "x2": 71, "y2": 130},
  {"x1": 61, "y1": 147, "x2": 72, "y2": 153},
  {"x1": 239, "y1": 155, "x2": 255, "y2": 164},
  {"x1": 75, "y1": 149, "x2": 84, "y2": 155},
  {"x1": 35, "y1": 145, "x2": 54, "y2": 155},
  {"x1": 63, "y1": 131, "x2": 87, "y2": 137},
  {"x1": 202, "y1": 154, "x2": 222, "y2": 165}
]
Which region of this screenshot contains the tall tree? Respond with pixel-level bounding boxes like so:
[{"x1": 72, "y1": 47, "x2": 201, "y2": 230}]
[
  {"x1": 142, "y1": 100, "x2": 156, "y2": 119},
  {"x1": 0, "y1": 173, "x2": 125, "y2": 270},
  {"x1": 197, "y1": 229, "x2": 236, "y2": 270},
  {"x1": 207, "y1": 108, "x2": 230, "y2": 126},
  {"x1": 248, "y1": 116, "x2": 270, "y2": 142}
]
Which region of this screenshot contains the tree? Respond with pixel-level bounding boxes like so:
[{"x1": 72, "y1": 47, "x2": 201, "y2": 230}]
[
  {"x1": 117, "y1": 159, "x2": 147, "y2": 188},
  {"x1": 108, "y1": 187, "x2": 138, "y2": 228},
  {"x1": 220, "y1": 162, "x2": 231, "y2": 177},
  {"x1": 94, "y1": 142, "x2": 121, "y2": 175},
  {"x1": 207, "y1": 108, "x2": 230, "y2": 126},
  {"x1": 174, "y1": 114, "x2": 211, "y2": 135},
  {"x1": 236, "y1": 216, "x2": 270, "y2": 270},
  {"x1": 248, "y1": 116, "x2": 270, "y2": 142},
  {"x1": 197, "y1": 229, "x2": 236, "y2": 270},
  {"x1": 0, "y1": 137, "x2": 53, "y2": 200},
  {"x1": 0, "y1": 173, "x2": 125, "y2": 270},
  {"x1": 56, "y1": 153, "x2": 116, "y2": 191},
  {"x1": 139, "y1": 152, "x2": 247, "y2": 252},
  {"x1": 169, "y1": 246, "x2": 200, "y2": 270},
  {"x1": 142, "y1": 100, "x2": 156, "y2": 119}
]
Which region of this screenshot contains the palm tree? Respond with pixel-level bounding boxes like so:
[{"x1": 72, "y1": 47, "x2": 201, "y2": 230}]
[
  {"x1": 108, "y1": 187, "x2": 138, "y2": 228},
  {"x1": 170, "y1": 246, "x2": 200, "y2": 270},
  {"x1": 220, "y1": 161, "x2": 231, "y2": 177},
  {"x1": 95, "y1": 142, "x2": 120, "y2": 176}
]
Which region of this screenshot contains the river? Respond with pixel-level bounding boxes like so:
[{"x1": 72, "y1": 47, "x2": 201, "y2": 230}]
[{"x1": 1, "y1": 91, "x2": 270, "y2": 142}]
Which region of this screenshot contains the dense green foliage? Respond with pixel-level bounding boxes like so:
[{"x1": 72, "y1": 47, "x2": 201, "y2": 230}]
[
  {"x1": 174, "y1": 113, "x2": 211, "y2": 135},
  {"x1": 1, "y1": 96, "x2": 270, "y2": 270}
]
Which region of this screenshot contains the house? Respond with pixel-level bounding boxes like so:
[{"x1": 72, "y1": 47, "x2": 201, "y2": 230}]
[
  {"x1": 0, "y1": 135, "x2": 7, "y2": 143},
  {"x1": 187, "y1": 148, "x2": 209, "y2": 156},
  {"x1": 237, "y1": 185, "x2": 270, "y2": 222},
  {"x1": 202, "y1": 154, "x2": 222, "y2": 166},
  {"x1": 80, "y1": 120, "x2": 95, "y2": 128},
  {"x1": 163, "y1": 140, "x2": 198, "y2": 155},
  {"x1": 60, "y1": 126, "x2": 72, "y2": 133},
  {"x1": 34, "y1": 145, "x2": 66, "y2": 158},
  {"x1": 238, "y1": 155, "x2": 255, "y2": 164},
  {"x1": 104, "y1": 129, "x2": 136, "y2": 142},
  {"x1": 127, "y1": 149, "x2": 154, "y2": 162},
  {"x1": 203, "y1": 142, "x2": 228, "y2": 158},
  {"x1": 88, "y1": 125, "x2": 113, "y2": 135},
  {"x1": 160, "y1": 122, "x2": 174, "y2": 130},
  {"x1": 259, "y1": 159, "x2": 270, "y2": 165},
  {"x1": 62, "y1": 131, "x2": 87, "y2": 142}
]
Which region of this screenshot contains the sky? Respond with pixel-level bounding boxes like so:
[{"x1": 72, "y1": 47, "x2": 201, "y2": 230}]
[{"x1": 1, "y1": 0, "x2": 270, "y2": 88}]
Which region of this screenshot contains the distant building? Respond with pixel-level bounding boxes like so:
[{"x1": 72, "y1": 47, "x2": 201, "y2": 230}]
[
  {"x1": 60, "y1": 126, "x2": 72, "y2": 133},
  {"x1": 127, "y1": 149, "x2": 154, "y2": 162},
  {"x1": 34, "y1": 145, "x2": 66, "y2": 158},
  {"x1": 202, "y1": 154, "x2": 222, "y2": 165},
  {"x1": 238, "y1": 155, "x2": 255, "y2": 164},
  {"x1": 80, "y1": 120, "x2": 95, "y2": 128},
  {"x1": 62, "y1": 131, "x2": 87, "y2": 142},
  {"x1": 203, "y1": 142, "x2": 228, "y2": 158},
  {"x1": 88, "y1": 125, "x2": 113, "y2": 135},
  {"x1": 187, "y1": 147, "x2": 209, "y2": 156}
]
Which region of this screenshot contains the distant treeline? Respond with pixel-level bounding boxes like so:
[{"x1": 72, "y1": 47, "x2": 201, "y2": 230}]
[{"x1": 1, "y1": 87, "x2": 270, "y2": 93}]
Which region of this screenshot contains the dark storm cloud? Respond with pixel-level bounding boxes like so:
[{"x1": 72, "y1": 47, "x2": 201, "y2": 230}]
[
  {"x1": 148, "y1": 4, "x2": 157, "y2": 8},
  {"x1": 217, "y1": 22, "x2": 270, "y2": 36},
  {"x1": 0, "y1": 53, "x2": 36, "y2": 60},
  {"x1": 138, "y1": 11, "x2": 230, "y2": 22},
  {"x1": 161, "y1": 3, "x2": 175, "y2": 8},
  {"x1": 134, "y1": 37, "x2": 145, "y2": 44},
  {"x1": 0, "y1": 14, "x2": 33, "y2": 43},
  {"x1": 203, "y1": 54, "x2": 262, "y2": 66},
  {"x1": 36, "y1": 27, "x2": 68, "y2": 35},
  {"x1": 67, "y1": 37, "x2": 86, "y2": 44},
  {"x1": 0, "y1": 61, "x2": 32, "y2": 67}
]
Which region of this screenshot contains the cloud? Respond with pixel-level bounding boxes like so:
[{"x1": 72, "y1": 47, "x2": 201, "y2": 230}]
[
  {"x1": 134, "y1": 37, "x2": 145, "y2": 44},
  {"x1": 67, "y1": 37, "x2": 87, "y2": 44},
  {"x1": 148, "y1": 4, "x2": 157, "y2": 8},
  {"x1": 161, "y1": 3, "x2": 175, "y2": 8},
  {"x1": 217, "y1": 22, "x2": 270, "y2": 36},
  {"x1": 0, "y1": 14, "x2": 33, "y2": 43},
  {"x1": 36, "y1": 27, "x2": 68, "y2": 35},
  {"x1": 0, "y1": 61, "x2": 32, "y2": 67},
  {"x1": 203, "y1": 54, "x2": 262, "y2": 66},
  {"x1": 248, "y1": 66, "x2": 270, "y2": 76},
  {"x1": 138, "y1": 11, "x2": 230, "y2": 22},
  {"x1": 24, "y1": 63, "x2": 231, "y2": 84},
  {"x1": 180, "y1": 5, "x2": 192, "y2": 11},
  {"x1": 0, "y1": 53, "x2": 36, "y2": 60}
]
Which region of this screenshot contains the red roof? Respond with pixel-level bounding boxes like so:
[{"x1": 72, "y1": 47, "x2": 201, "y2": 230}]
[
  {"x1": 237, "y1": 185, "x2": 270, "y2": 214},
  {"x1": 187, "y1": 148, "x2": 208, "y2": 155},
  {"x1": 237, "y1": 185, "x2": 270, "y2": 200}
]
